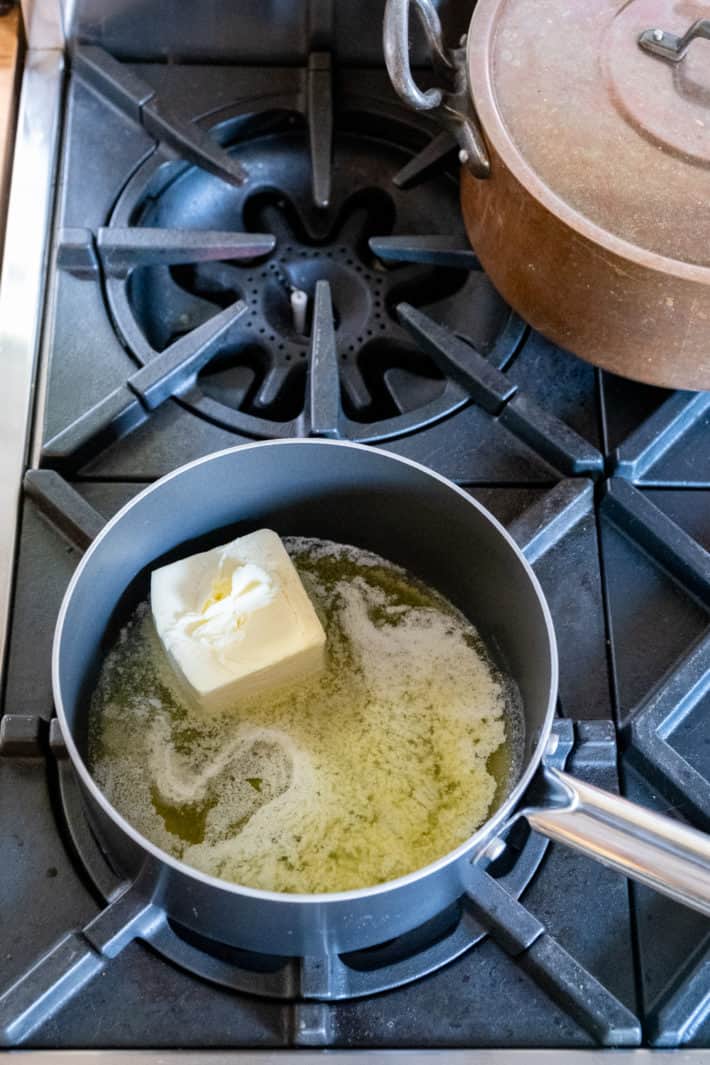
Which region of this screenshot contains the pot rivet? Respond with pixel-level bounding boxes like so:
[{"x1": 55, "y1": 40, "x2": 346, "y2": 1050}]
[
  {"x1": 458, "y1": 148, "x2": 470, "y2": 164},
  {"x1": 545, "y1": 732, "x2": 560, "y2": 757},
  {"x1": 481, "y1": 838, "x2": 507, "y2": 864},
  {"x1": 459, "y1": 33, "x2": 467, "y2": 46},
  {"x1": 652, "y1": 28, "x2": 664, "y2": 41}
]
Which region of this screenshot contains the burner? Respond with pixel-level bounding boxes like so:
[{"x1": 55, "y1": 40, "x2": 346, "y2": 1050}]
[
  {"x1": 53, "y1": 718, "x2": 572, "y2": 1003},
  {"x1": 105, "y1": 113, "x2": 523, "y2": 441}
]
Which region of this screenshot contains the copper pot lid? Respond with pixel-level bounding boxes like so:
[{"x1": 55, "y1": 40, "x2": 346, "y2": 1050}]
[{"x1": 467, "y1": 0, "x2": 710, "y2": 271}]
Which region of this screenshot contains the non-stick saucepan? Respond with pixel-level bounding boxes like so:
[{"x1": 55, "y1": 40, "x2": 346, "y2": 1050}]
[{"x1": 52, "y1": 440, "x2": 710, "y2": 957}]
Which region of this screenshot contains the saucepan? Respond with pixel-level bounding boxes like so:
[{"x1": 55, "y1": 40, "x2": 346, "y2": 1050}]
[
  {"x1": 53, "y1": 440, "x2": 710, "y2": 957},
  {"x1": 383, "y1": 0, "x2": 710, "y2": 389}
]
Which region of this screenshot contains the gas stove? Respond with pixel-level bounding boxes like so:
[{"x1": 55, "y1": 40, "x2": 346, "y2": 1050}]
[{"x1": 0, "y1": 2, "x2": 709, "y2": 1059}]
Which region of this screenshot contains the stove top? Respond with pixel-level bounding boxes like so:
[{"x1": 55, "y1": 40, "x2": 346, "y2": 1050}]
[{"x1": 0, "y1": 31, "x2": 709, "y2": 1057}]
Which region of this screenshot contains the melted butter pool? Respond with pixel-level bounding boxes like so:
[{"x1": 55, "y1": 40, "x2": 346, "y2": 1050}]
[{"x1": 88, "y1": 538, "x2": 522, "y2": 893}]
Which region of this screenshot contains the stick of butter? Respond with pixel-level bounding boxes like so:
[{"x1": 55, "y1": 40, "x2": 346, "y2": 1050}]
[{"x1": 151, "y1": 529, "x2": 326, "y2": 712}]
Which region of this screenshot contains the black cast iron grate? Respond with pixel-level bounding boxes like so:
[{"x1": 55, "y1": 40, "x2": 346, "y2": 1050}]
[
  {"x1": 45, "y1": 44, "x2": 527, "y2": 456},
  {"x1": 41, "y1": 47, "x2": 607, "y2": 484},
  {"x1": 0, "y1": 471, "x2": 640, "y2": 1048},
  {"x1": 597, "y1": 470, "x2": 710, "y2": 1048}
]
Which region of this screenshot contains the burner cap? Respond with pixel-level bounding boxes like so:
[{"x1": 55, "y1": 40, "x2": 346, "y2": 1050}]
[{"x1": 105, "y1": 113, "x2": 522, "y2": 443}]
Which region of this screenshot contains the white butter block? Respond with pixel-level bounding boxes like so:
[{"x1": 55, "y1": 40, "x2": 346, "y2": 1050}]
[{"x1": 151, "y1": 529, "x2": 326, "y2": 712}]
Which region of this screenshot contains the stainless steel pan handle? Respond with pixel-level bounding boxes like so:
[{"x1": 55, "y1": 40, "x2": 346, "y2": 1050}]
[{"x1": 525, "y1": 768, "x2": 710, "y2": 918}]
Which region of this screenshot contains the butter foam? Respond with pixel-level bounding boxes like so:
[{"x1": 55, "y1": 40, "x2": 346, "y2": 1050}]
[{"x1": 89, "y1": 539, "x2": 520, "y2": 893}]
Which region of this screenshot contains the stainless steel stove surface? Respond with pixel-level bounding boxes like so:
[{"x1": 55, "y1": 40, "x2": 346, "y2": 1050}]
[{"x1": 0, "y1": 3, "x2": 709, "y2": 1059}]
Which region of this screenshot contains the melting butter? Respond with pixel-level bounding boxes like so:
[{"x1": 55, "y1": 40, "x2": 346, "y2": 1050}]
[
  {"x1": 88, "y1": 538, "x2": 521, "y2": 893},
  {"x1": 151, "y1": 529, "x2": 326, "y2": 712}
]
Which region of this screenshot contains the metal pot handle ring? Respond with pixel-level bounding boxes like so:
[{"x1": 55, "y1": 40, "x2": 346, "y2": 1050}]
[{"x1": 383, "y1": 0, "x2": 491, "y2": 178}]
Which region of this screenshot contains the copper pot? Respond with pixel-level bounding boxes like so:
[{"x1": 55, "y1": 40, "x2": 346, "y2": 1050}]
[{"x1": 384, "y1": 0, "x2": 710, "y2": 390}]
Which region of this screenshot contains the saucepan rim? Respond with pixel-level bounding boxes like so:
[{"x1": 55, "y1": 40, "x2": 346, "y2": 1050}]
[{"x1": 52, "y1": 438, "x2": 559, "y2": 906}]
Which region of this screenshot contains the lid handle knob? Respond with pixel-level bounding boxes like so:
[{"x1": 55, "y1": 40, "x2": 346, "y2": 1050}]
[{"x1": 638, "y1": 18, "x2": 710, "y2": 63}]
